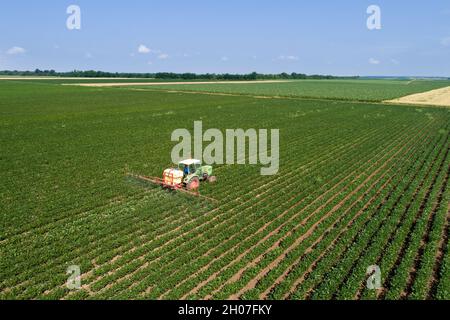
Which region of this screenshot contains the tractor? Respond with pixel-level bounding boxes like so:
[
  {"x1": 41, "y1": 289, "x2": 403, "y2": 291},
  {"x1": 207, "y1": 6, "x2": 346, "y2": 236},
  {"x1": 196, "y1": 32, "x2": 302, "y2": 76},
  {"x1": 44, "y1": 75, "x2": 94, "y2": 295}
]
[
  {"x1": 164, "y1": 159, "x2": 216, "y2": 190},
  {"x1": 131, "y1": 159, "x2": 216, "y2": 199}
]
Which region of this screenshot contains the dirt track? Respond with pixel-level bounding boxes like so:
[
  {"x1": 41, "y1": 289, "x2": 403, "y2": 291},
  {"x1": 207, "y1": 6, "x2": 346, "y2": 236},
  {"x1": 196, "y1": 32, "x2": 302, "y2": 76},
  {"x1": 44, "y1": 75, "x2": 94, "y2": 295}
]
[
  {"x1": 64, "y1": 80, "x2": 292, "y2": 87},
  {"x1": 386, "y1": 86, "x2": 450, "y2": 107}
]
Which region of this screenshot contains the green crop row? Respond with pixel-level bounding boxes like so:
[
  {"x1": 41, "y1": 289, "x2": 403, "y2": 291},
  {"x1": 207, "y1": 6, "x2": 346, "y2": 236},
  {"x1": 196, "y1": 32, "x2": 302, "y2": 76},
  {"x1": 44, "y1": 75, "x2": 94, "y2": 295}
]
[{"x1": 212, "y1": 119, "x2": 438, "y2": 300}]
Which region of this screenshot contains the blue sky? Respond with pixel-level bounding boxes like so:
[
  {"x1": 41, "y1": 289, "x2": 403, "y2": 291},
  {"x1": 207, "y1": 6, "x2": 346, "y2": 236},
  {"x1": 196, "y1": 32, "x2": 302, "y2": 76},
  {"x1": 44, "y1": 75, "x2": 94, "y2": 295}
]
[{"x1": 0, "y1": 0, "x2": 449, "y2": 76}]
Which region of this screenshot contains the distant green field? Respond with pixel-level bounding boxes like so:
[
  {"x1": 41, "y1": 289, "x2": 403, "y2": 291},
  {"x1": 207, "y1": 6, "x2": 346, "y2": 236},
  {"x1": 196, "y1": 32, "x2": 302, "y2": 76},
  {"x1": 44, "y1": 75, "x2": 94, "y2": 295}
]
[
  {"x1": 1, "y1": 80, "x2": 449, "y2": 300},
  {"x1": 127, "y1": 79, "x2": 450, "y2": 102},
  {"x1": 0, "y1": 78, "x2": 203, "y2": 85}
]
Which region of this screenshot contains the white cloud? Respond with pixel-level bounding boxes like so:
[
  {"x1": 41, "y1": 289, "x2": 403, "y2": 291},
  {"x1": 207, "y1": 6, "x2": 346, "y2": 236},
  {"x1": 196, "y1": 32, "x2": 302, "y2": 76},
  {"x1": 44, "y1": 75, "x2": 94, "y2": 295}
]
[
  {"x1": 221, "y1": 56, "x2": 229, "y2": 61},
  {"x1": 440, "y1": 37, "x2": 450, "y2": 47},
  {"x1": 369, "y1": 57, "x2": 380, "y2": 65},
  {"x1": 6, "y1": 46, "x2": 26, "y2": 55},
  {"x1": 158, "y1": 53, "x2": 169, "y2": 60},
  {"x1": 85, "y1": 52, "x2": 93, "y2": 59},
  {"x1": 138, "y1": 44, "x2": 151, "y2": 54},
  {"x1": 277, "y1": 55, "x2": 299, "y2": 61},
  {"x1": 390, "y1": 58, "x2": 400, "y2": 65},
  {"x1": 148, "y1": 61, "x2": 153, "y2": 65}
]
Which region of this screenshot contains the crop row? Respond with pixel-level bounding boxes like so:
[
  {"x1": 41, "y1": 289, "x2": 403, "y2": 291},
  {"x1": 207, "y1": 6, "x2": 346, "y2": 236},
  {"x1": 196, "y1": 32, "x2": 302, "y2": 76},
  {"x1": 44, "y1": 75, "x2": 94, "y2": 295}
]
[
  {"x1": 212, "y1": 119, "x2": 439, "y2": 299},
  {"x1": 307, "y1": 128, "x2": 448, "y2": 299},
  {"x1": 172, "y1": 119, "x2": 436, "y2": 298},
  {"x1": 275, "y1": 121, "x2": 444, "y2": 299}
]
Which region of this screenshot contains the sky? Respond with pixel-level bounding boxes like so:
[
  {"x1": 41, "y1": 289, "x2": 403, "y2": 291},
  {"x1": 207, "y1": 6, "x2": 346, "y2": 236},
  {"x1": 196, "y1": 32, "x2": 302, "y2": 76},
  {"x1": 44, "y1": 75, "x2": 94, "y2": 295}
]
[{"x1": 0, "y1": 0, "x2": 449, "y2": 76}]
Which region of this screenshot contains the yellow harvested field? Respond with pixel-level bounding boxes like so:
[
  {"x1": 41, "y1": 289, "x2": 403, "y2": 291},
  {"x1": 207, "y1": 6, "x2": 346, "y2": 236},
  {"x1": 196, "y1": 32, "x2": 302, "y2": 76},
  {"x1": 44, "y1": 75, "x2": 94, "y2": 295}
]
[{"x1": 386, "y1": 86, "x2": 450, "y2": 107}]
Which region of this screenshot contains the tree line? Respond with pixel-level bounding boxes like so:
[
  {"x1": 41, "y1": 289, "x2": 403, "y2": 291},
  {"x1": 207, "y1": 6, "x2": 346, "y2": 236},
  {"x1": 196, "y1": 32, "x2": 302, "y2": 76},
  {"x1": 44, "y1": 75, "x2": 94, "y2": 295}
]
[{"x1": 0, "y1": 69, "x2": 360, "y2": 80}]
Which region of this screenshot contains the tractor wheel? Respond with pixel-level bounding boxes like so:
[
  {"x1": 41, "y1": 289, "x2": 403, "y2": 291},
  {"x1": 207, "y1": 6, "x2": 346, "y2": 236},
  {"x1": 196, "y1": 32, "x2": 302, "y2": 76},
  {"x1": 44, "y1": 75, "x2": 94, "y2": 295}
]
[
  {"x1": 207, "y1": 176, "x2": 217, "y2": 183},
  {"x1": 186, "y1": 177, "x2": 200, "y2": 190}
]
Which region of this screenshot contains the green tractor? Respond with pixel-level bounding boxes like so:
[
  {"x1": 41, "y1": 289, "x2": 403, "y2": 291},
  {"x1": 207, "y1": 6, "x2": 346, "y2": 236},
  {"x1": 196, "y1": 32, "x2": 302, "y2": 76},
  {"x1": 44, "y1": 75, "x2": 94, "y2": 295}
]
[
  {"x1": 177, "y1": 159, "x2": 216, "y2": 190},
  {"x1": 160, "y1": 159, "x2": 216, "y2": 191}
]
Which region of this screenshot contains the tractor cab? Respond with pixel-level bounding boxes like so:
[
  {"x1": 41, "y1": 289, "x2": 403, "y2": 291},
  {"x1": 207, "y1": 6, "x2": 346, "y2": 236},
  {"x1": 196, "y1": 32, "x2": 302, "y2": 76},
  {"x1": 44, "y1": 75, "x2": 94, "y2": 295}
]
[
  {"x1": 177, "y1": 159, "x2": 214, "y2": 190},
  {"x1": 178, "y1": 159, "x2": 201, "y2": 176}
]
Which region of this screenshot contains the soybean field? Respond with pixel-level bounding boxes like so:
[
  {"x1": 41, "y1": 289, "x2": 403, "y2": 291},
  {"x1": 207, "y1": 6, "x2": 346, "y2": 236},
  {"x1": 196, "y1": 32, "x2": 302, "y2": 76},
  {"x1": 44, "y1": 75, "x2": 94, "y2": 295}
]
[
  {"x1": 0, "y1": 79, "x2": 449, "y2": 300},
  {"x1": 128, "y1": 79, "x2": 450, "y2": 102}
]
